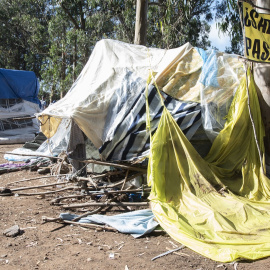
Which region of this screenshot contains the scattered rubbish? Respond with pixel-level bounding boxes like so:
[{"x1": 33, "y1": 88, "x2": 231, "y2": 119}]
[
  {"x1": 151, "y1": 245, "x2": 185, "y2": 261},
  {"x1": 77, "y1": 238, "x2": 82, "y2": 245},
  {"x1": 0, "y1": 259, "x2": 9, "y2": 264},
  {"x1": 3, "y1": 225, "x2": 21, "y2": 237},
  {"x1": 56, "y1": 238, "x2": 63, "y2": 243},
  {"x1": 26, "y1": 241, "x2": 38, "y2": 248},
  {"x1": 118, "y1": 244, "x2": 124, "y2": 250},
  {"x1": 216, "y1": 264, "x2": 227, "y2": 269}
]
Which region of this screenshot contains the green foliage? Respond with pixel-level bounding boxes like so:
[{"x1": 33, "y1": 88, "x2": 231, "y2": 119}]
[
  {"x1": 0, "y1": 0, "x2": 216, "y2": 100},
  {"x1": 0, "y1": 0, "x2": 50, "y2": 77},
  {"x1": 215, "y1": 0, "x2": 243, "y2": 54},
  {"x1": 148, "y1": 0, "x2": 213, "y2": 49}
]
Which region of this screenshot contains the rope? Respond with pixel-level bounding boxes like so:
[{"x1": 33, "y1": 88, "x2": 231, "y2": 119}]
[{"x1": 244, "y1": 64, "x2": 265, "y2": 174}]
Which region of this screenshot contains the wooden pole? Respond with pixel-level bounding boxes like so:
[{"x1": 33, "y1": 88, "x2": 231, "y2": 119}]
[{"x1": 134, "y1": 0, "x2": 148, "y2": 45}]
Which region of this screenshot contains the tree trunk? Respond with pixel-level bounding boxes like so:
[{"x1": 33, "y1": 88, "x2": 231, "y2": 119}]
[
  {"x1": 73, "y1": 36, "x2": 77, "y2": 82},
  {"x1": 134, "y1": 0, "x2": 148, "y2": 45},
  {"x1": 253, "y1": 0, "x2": 270, "y2": 155},
  {"x1": 60, "y1": 25, "x2": 66, "y2": 99}
]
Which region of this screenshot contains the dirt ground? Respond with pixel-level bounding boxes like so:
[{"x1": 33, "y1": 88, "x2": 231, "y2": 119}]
[{"x1": 1, "y1": 144, "x2": 270, "y2": 270}]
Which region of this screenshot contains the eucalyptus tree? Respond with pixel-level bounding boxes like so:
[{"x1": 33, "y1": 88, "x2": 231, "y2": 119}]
[
  {"x1": 0, "y1": 0, "x2": 51, "y2": 77},
  {"x1": 215, "y1": 0, "x2": 243, "y2": 54},
  {"x1": 0, "y1": 0, "x2": 216, "y2": 100},
  {"x1": 145, "y1": 0, "x2": 214, "y2": 49}
]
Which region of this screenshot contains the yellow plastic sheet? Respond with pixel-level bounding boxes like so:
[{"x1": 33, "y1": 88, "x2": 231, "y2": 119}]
[
  {"x1": 148, "y1": 69, "x2": 270, "y2": 262},
  {"x1": 38, "y1": 115, "x2": 62, "y2": 139}
]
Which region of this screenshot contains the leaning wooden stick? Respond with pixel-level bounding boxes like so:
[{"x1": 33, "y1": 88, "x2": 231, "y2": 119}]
[{"x1": 121, "y1": 170, "x2": 129, "y2": 190}]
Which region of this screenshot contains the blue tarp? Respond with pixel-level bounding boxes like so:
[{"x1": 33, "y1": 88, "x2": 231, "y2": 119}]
[{"x1": 0, "y1": 68, "x2": 40, "y2": 105}]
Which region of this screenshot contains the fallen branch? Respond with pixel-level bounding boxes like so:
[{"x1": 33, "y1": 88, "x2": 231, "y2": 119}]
[
  {"x1": 50, "y1": 187, "x2": 150, "y2": 205},
  {"x1": 76, "y1": 159, "x2": 147, "y2": 173},
  {"x1": 91, "y1": 170, "x2": 125, "y2": 179},
  {"x1": 91, "y1": 187, "x2": 151, "y2": 196},
  {"x1": 12, "y1": 116, "x2": 36, "y2": 120},
  {"x1": 51, "y1": 194, "x2": 90, "y2": 204},
  {"x1": 7, "y1": 174, "x2": 69, "y2": 186},
  {"x1": 42, "y1": 216, "x2": 117, "y2": 231},
  {"x1": 0, "y1": 151, "x2": 62, "y2": 160},
  {"x1": 62, "y1": 201, "x2": 149, "y2": 209},
  {"x1": 16, "y1": 186, "x2": 78, "y2": 196},
  {"x1": 10, "y1": 181, "x2": 69, "y2": 192}
]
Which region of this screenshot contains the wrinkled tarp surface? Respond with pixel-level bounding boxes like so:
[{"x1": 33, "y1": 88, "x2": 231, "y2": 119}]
[
  {"x1": 100, "y1": 81, "x2": 201, "y2": 161},
  {"x1": 0, "y1": 69, "x2": 41, "y2": 144},
  {"x1": 148, "y1": 69, "x2": 270, "y2": 262},
  {"x1": 38, "y1": 40, "x2": 194, "y2": 147},
  {"x1": 36, "y1": 39, "x2": 245, "y2": 163},
  {"x1": 60, "y1": 209, "x2": 158, "y2": 238},
  {"x1": 0, "y1": 68, "x2": 40, "y2": 105}
]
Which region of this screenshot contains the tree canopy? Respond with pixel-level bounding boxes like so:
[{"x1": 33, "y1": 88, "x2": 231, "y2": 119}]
[{"x1": 0, "y1": 0, "x2": 237, "y2": 102}]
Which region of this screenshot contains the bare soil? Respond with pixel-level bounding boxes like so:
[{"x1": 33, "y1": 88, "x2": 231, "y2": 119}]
[{"x1": 0, "y1": 144, "x2": 270, "y2": 270}]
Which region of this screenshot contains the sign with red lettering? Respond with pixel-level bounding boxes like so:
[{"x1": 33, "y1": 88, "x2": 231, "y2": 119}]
[{"x1": 243, "y1": 1, "x2": 270, "y2": 62}]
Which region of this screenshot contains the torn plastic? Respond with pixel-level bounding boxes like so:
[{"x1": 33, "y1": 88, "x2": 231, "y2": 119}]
[
  {"x1": 198, "y1": 50, "x2": 245, "y2": 141},
  {"x1": 148, "y1": 69, "x2": 270, "y2": 262},
  {"x1": 155, "y1": 47, "x2": 245, "y2": 142}
]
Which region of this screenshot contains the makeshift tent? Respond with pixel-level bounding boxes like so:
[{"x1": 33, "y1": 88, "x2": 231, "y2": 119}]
[
  {"x1": 12, "y1": 39, "x2": 241, "y2": 162},
  {"x1": 0, "y1": 68, "x2": 41, "y2": 144}
]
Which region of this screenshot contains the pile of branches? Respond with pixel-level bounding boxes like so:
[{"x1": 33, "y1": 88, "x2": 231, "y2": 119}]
[{"x1": 0, "y1": 154, "x2": 150, "y2": 229}]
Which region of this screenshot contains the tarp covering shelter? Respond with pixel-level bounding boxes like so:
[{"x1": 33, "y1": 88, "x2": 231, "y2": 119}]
[
  {"x1": 34, "y1": 39, "x2": 244, "y2": 161},
  {"x1": 0, "y1": 68, "x2": 40, "y2": 104},
  {"x1": 0, "y1": 68, "x2": 40, "y2": 144}
]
